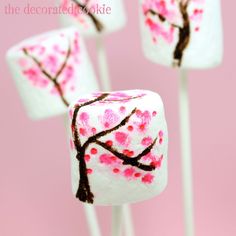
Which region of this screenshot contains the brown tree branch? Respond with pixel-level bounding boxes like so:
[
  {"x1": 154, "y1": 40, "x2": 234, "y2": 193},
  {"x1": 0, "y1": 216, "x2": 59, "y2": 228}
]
[
  {"x1": 23, "y1": 43, "x2": 72, "y2": 107},
  {"x1": 23, "y1": 48, "x2": 54, "y2": 82},
  {"x1": 173, "y1": 1, "x2": 190, "y2": 66},
  {"x1": 54, "y1": 43, "x2": 71, "y2": 79},
  {"x1": 145, "y1": 9, "x2": 182, "y2": 29},
  {"x1": 72, "y1": 93, "x2": 109, "y2": 151},
  {"x1": 71, "y1": 0, "x2": 104, "y2": 32},
  {"x1": 95, "y1": 138, "x2": 157, "y2": 171},
  {"x1": 83, "y1": 108, "x2": 137, "y2": 150}
]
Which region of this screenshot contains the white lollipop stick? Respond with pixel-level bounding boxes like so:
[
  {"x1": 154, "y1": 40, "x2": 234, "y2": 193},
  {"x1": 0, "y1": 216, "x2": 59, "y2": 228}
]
[
  {"x1": 179, "y1": 70, "x2": 195, "y2": 236},
  {"x1": 123, "y1": 204, "x2": 135, "y2": 236},
  {"x1": 96, "y1": 36, "x2": 112, "y2": 91},
  {"x1": 84, "y1": 204, "x2": 102, "y2": 236},
  {"x1": 112, "y1": 206, "x2": 124, "y2": 236}
]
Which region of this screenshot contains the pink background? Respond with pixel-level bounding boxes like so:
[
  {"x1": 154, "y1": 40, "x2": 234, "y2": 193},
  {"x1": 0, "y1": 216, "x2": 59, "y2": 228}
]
[{"x1": 0, "y1": 0, "x2": 235, "y2": 235}]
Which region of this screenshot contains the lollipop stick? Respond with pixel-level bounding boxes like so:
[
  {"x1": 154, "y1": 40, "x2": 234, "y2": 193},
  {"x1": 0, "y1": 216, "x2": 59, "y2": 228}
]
[
  {"x1": 123, "y1": 204, "x2": 135, "y2": 236},
  {"x1": 96, "y1": 36, "x2": 112, "y2": 91},
  {"x1": 63, "y1": 115, "x2": 101, "y2": 236},
  {"x1": 112, "y1": 206, "x2": 124, "y2": 236},
  {"x1": 179, "y1": 70, "x2": 195, "y2": 236},
  {"x1": 84, "y1": 204, "x2": 102, "y2": 236}
]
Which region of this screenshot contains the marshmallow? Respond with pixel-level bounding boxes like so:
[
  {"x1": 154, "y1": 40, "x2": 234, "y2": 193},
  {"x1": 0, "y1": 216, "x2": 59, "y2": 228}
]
[
  {"x1": 139, "y1": 0, "x2": 223, "y2": 68},
  {"x1": 59, "y1": 0, "x2": 126, "y2": 37},
  {"x1": 6, "y1": 27, "x2": 98, "y2": 120},
  {"x1": 68, "y1": 90, "x2": 168, "y2": 205}
]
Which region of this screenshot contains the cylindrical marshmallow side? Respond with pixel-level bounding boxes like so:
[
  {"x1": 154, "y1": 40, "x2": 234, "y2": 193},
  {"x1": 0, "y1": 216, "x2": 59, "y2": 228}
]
[
  {"x1": 59, "y1": 0, "x2": 126, "y2": 37},
  {"x1": 140, "y1": 0, "x2": 223, "y2": 69},
  {"x1": 68, "y1": 90, "x2": 168, "y2": 206},
  {"x1": 6, "y1": 28, "x2": 99, "y2": 120}
]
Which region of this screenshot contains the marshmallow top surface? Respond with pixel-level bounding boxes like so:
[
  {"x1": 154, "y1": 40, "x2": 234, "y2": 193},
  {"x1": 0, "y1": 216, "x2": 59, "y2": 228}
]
[
  {"x1": 68, "y1": 90, "x2": 168, "y2": 205},
  {"x1": 6, "y1": 27, "x2": 98, "y2": 120},
  {"x1": 140, "y1": 0, "x2": 223, "y2": 69},
  {"x1": 59, "y1": 0, "x2": 126, "y2": 37}
]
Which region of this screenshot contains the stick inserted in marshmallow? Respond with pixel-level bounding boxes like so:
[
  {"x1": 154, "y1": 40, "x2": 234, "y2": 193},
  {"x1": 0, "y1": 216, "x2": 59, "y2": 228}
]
[
  {"x1": 6, "y1": 27, "x2": 98, "y2": 119},
  {"x1": 68, "y1": 90, "x2": 168, "y2": 205},
  {"x1": 140, "y1": 0, "x2": 223, "y2": 68}
]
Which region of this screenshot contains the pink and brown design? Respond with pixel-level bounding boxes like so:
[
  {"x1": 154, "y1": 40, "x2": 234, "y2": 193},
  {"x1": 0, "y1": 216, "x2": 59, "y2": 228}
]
[
  {"x1": 68, "y1": 90, "x2": 168, "y2": 205},
  {"x1": 6, "y1": 27, "x2": 98, "y2": 120},
  {"x1": 140, "y1": 0, "x2": 223, "y2": 68}
]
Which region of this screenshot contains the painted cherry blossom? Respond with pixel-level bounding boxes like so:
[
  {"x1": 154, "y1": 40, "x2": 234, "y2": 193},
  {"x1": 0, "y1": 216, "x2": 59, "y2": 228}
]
[
  {"x1": 19, "y1": 31, "x2": 81, "y2": 107},
  {"x1": 70, "y1": 92, "x2": 165, "y2": 203},
  {"x1": 142, "y1": 0, "x2": 205, "y2": 66},
  {"x1": 61, "y1": 0, "x2": 104, "y2": 32}
]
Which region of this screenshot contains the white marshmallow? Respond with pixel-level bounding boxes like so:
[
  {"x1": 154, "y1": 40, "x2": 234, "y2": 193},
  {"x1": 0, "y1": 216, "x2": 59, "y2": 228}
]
[
  {"x1": 68, "y1": 90, "x2": 168, "y2": 205},
  {"x1": 59, "y1": 0, "x2": 126, "y2": 37},
  {"x1": 139, "y1": 0, "x2": 223, "y2": 69},
  {"x1": 6, "y1": 27, "x2": 99, "y2": 120}
]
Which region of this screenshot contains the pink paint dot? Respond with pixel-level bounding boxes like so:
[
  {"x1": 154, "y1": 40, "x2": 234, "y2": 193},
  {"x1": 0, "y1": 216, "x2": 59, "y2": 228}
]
[
  {"x1": 115, "y1": 132, "x2": 129, "y2": 146},
  {"x1": 92, "y1": 127, "x2": 97, "y2": 134},
  {"x1": 127, "y1": 125, "x2": 134, "y2": 131},
  {"x1": 104, "y1": 122, "x2": 110, "y2": 128},
  {"x1": 159, "y1": 131, "x2": 164, "y2": 137},
  {"x1": 85, "y1": 155, "x2": 91, "y2": 162},
  {"x1": 139, "y1": 124, "x2": 146, "y2": 131},
  {"x1": 119, "y1": 106, "x2": 126, "y2": 113},
  {"x1": 80, "y1": 112, "x2": 89, "y2": 122},
  {"x1": 141, "y1": 137, "x2": 153, "y2": 146},
  {"x1": 124, "y1": 168, "x2": 135, "y2": 177},
  {"x1": 123, "y1": 149, "x2": 134, "y2": 157},
  {"x1": 87, "y1": 169, "x2": 93, "y2": 174},
  {"x1": 106, "y1": 140, "x2": 113, "y2": 147},
  {"x1": 79, "y1": 128, "x2": 86, "y2": 136},
  {"x1": 195, "y1": 27, "x2": 200, "y2": 32},
  {"x1": 159, "y1": 138, "x2": 163, "y2": 144},
  {"x1": 136, "y1": 110, "x2": 142, "y2": 116},
  {"x1": 99, "y1": 154, "x2": 116, "y2": 165},
  {"x1": 113, "y1": 168, "x2": 120, "y2": 174},
  {"x1": 142, "y1": 174, "x2": 154, "y2": 184},
  {"x1": 135, "y1": 173, "x2": 142, "y2": 178},
  {"x1": 90, "y1": 148, "x2": 97, "y2": 155},
  {"x1": 152, "y1": 111, "x2": 157, "y2": 117}
]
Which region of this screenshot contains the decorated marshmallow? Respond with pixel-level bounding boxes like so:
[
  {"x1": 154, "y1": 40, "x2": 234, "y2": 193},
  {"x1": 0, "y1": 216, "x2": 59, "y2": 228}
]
[
  {"x1": 68, "y1": 90, "x2": 168, "y2": 205},
  {"x1": 59, "y1": 0, "x2": 126, "y2": 36},
  {"x1": 7, "y1": 27, "x2": 98, "y2": 120},
  {"x1": 139, "y1": 0, "x2": 223, "y2": 68}
]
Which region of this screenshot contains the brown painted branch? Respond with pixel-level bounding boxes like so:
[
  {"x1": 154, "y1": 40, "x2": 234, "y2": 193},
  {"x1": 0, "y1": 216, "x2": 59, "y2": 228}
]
[
  {"x1": 72, "y1": 93, "x2": 109, "y2": 151},
  {"x1": 95, "y1": 139, "x2": 157, "y2": 171},
  {"x1": 83, "y1": 108, "x2": 137, "y2": 150},
  {"x1": 131, "y1": 138, "x2": 158, "y2": 162},
  {"x1": 23, "y1": 47, "x2": 70, "y2": 107},
  {"x1": 23, "y1": 48, "x2": 54, "y2": 81},
  {"x1": 54, "y1": 42, "x2": 71, "y2": 80},
  {"x1": 72, "y1": 93, "x2": 109, "y2": 204},
  {"x1": 71, "y1": 0, "x2": 104, "y2": 32},
  {"x1": 173, "y1": 1, "x2": 190, "y2": 67},
  {"x1": 145, "y1": 9, "x2": 181, "y2": 29},
  {"x1": 75, "y1": 149, "x2": 94, "y2": 203}
]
